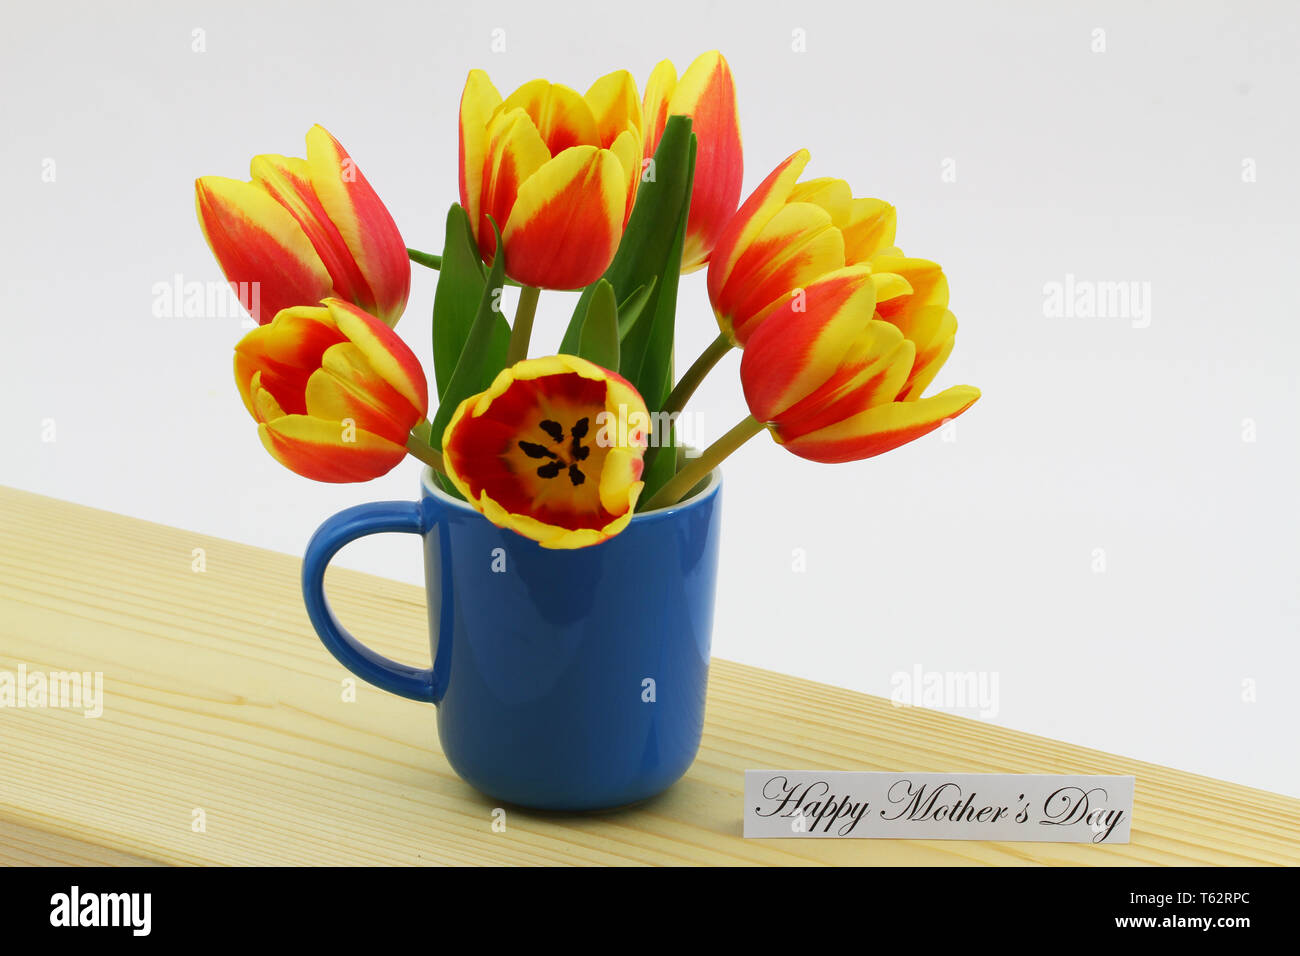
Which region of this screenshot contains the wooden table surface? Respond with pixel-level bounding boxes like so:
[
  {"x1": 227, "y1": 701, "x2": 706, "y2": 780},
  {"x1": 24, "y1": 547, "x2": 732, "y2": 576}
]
[{"x1": 0, "y1": 486, "x2": 1295, "y2": 866}]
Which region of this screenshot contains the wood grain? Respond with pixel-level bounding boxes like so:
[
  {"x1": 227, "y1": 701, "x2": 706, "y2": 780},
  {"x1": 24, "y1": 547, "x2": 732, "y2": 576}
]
[{"x1": 0, "y1": 486, "x2": 1295, "y2": 866}]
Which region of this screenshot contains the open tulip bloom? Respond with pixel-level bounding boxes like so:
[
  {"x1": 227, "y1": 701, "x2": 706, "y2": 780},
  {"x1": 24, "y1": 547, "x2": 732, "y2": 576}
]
[{"x1": 196, "y1": 51, "x2": 979, "y2": 549}]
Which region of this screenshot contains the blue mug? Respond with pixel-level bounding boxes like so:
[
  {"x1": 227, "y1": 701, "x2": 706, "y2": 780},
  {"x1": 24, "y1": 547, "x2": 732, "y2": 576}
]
[{"x1": 302, "y1": 467, "x2": 722, "y2": 810}]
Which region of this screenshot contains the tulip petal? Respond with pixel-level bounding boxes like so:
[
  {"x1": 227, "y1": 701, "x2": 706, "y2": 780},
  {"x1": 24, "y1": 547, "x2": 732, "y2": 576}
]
[
  {"x1": 234, "y1": 351, "x2": 261, "y2": 419},
  {"x1": 608, "y1": 128, "x2": 642, "y2": 226},
  {"x1": 777, "y1": 385, "x2": 980, "y2": 463},
  {"x1": 598, "y1": 448, "x2": 645, "y2": 517},
  {"x1": 641, "y1": 59, "x2": 677, "y2": 154},
  {"x1": 322, "y1": 299, "x2": 428, "y2": 419},
  {"x1": 477, "y1": 108, "x2": 552, "y2": 261},
  {"x1": 304, "y1": 125, "x2": 410, "y2": 326},
  {"x1": 788, "y1": 177, "x2": 853, "y2": 227},
  {"x1": 668, "y1": 51, "x2": 743, "y2": 271},
  {"x1": 233, "y1": 305, "x2": 344, "y2": 415},
  {"x1": 870, "y1": 254, "x2": 949, "y2": 335},
  {"x1": 585, "y1": 69, "x2": 643, "y2": 147},
  {"x1": 774, "y1": 330, "x2": 915, "y2": 442},
  {"x1": 195, "y1": 176, "x2": 332, "y2": 324},
  {"x1": 459, "y1": 69, "x2": 504, "y2": 249},
  {"x1": 898, "y1": 308, "x2": 958, "y2": 400},
  {"x1": 707, "y1": 149, "x2": 810, "y2": 307},
  {"x1": 901, "y1": 335, "x2": 956, "y2": 403},
  {"x1": 720, "y1": 202, "x2": 846, "y2": 343},
  {"x1": 597, "y1": 369, "x2": 649, "y2": 515},
  {"x1": 479, "y1": 493, "x2": 631, "y2": 550},
  {"x1": 499, "y1": 79, "x2": 600, "y2": 156},
  {"x1": 250, "y1": 153, "x2": 372, "y2": 308},
  {"x1": 258, "y1": 414, "x2": 408, "y2": 482},
  {"x1": 502, "y1": 146, "x2": 625, "y2": 289},
  {"x1": 739, "y1": 266, "x2": 877, "y2": 420},
  {"x1": 870, "y1": 271, "x2": 913, "y2": 304},
  {"x1": 842, "y1": 198, "x2": 897, "y2": 263},
  {"x1": 246, "y1": 370, "x2": 287, "y2": 424},
  {"x1": 303, "y1": 343, "x2": 421, "y2": 444}
]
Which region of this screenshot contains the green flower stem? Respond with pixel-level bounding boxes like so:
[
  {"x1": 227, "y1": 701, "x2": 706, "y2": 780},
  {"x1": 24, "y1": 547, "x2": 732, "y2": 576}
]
[
  {"x1": 641, "y1": 414, "x2": 766, "y2": 511},
  {"x1": 408, "y1": 247, "x2": 522, "y2": 287},
  {"x1": 406, "y1": 247, "x2": 443, "y2": 270},
  {"x1": 405, "y1": 428, "x2": 446, "y2": 474},
  {"x1": 661, "y1": 331, "x2": 733, "y2": 418},
  {"x1": 506, "y1": 285, "x2": 541, "y2": 365}
]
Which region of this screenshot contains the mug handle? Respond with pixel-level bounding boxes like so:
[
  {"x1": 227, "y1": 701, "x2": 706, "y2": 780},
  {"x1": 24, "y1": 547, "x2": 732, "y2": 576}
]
[{"x1": 302, "y1": 500, "x2": 439, "y2": 703}]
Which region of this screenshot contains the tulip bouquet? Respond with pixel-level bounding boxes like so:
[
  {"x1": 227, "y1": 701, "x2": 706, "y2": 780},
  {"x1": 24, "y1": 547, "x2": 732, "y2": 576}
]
[{"x1": 195, "y1": 52, "x2": 979, "y2": 550}]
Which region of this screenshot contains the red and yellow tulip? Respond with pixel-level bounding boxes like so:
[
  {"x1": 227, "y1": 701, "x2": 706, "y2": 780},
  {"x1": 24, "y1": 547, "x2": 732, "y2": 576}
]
[
  {"x1": 196, "y1": 125, "x2": 410, "y2": 327},
  {"x1": 441, "y1": 355, "x2": 649, "y2": 548},
  {"x1": 458, "y1": 69, "x2": 643, "y2": 290},
  {"x1": 643, "y1": 51, "x2": 743, "y2": 272},
  {"x1": 234, "y1": 298, "x2": 428, "y2": 482},
  {"x1": 739, "y1": 267, "x2": 979, "y2": 463},
  {"x1": 707, "y1": 148, "x2": 904, "y2": 346}
]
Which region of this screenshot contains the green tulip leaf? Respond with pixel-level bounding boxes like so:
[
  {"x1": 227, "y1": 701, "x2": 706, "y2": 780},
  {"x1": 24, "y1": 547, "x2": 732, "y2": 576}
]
[
  {"x1": 411, "y1": 245, "x2": 522, "y2": 288},
  {"x1": 616, "y1": 278, "x2": 657, "y2": 340},
  {"x1": 431, "y1": 205, "x2": 490, "y2": 399},
  {"x1": 410, "y1": 419, "x2": 433, "y2": 446},
  {"x1": 557, "y1": 117, "x2": 696, "y2": 505},
  {"x1": 630, "y1": 129, "x2": 697, "y2": 504},
  {"x1": 428, "y1": 218, "x2": 510, "y2": 475},
  {"x1": 575, "y1": 279, "x2": 620, "y2": 371},
  {"x1": 559, "y1": 115, "x2": 696, "y2": 406}
]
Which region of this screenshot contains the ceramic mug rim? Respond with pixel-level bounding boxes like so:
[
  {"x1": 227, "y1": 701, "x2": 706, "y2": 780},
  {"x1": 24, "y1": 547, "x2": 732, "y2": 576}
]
[{"x1": 419, "y1": 463, "x2": 720, "y2": 528}]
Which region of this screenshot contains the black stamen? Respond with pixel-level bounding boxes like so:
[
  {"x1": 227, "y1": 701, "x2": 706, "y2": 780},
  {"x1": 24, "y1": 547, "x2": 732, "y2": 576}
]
[
  {"x1": 569, "y1": 416, "x2": 591, "y2": 462},
  {"x1": 526, "y1": 416, "x2": 596, "y2": 484},
  {"x1": 518, "y1": 440, "x2": 558, "y2": 460}
]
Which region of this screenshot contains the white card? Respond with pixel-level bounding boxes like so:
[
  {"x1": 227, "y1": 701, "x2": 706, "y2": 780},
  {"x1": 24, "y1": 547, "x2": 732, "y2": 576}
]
[{"x1": 744, "y1": 771, "x2": 1135, "y2": 843}]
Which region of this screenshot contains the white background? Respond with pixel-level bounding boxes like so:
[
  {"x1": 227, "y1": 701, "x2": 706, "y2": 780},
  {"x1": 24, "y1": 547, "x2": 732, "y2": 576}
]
[{"x1": 3, "y1": 1, "x2": 1297, "y2": 797}]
